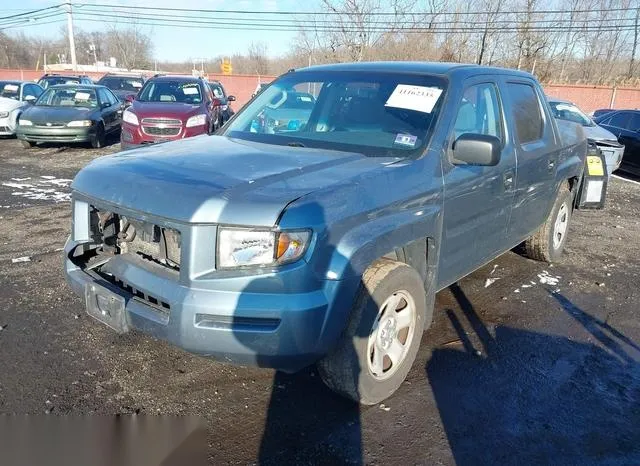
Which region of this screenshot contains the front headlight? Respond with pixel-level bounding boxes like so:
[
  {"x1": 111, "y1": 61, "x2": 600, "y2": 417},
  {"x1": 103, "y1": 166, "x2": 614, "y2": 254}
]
[
  {"x1": 67, "y1": 120, "x2": 92, "y2": 127},
  {"x1": 217, "y1": 228, "x2": 311, "y2": 268},
  {"x1": 19, "y1": 119, "x2": 33, "y2": 126},
  {"x1": 186, "y1": 114, "x2": 207, "y2": 128},
  {"x1": 123, "y1": 109, "x2": 139, "y2": 126},
  {"x1": 0, "y1": 111, "x2": 8, "y2": 118}
]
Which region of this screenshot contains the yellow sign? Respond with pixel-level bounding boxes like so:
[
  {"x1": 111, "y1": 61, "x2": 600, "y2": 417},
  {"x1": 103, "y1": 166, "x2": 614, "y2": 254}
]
[
  {"x1": 586, "y1": 156, "x2": 604, "y2": 177},
  {"x1": 221, "y1": 59, "x2": 232, "y2": 75}
]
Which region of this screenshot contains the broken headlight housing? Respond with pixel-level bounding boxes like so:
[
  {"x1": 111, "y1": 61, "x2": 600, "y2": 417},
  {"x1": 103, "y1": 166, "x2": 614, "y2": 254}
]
[{"x1": 217, "y1": 228, "x2": 311, "y2": 268}]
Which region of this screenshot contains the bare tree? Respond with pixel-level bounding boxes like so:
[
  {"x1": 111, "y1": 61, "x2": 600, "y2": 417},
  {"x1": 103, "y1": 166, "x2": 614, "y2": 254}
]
[{"x1": 247, "y1": 42, "x2": 270, "y2": 75}]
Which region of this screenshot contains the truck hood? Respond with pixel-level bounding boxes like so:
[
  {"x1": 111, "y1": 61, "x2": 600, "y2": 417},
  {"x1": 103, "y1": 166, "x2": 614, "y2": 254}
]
[
  {"x1": 72, "y1": 135, "x2": 396, "y2": 225},
  {"x1": 584, "y1": 124, "x2": 622, "y2": 145}
]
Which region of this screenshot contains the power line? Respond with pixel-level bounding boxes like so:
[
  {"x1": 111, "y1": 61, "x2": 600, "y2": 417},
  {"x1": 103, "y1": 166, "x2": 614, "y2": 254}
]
[
  {"x1": 0, "y1": 12, "x2": 66, "y2": 29},
  {"x1": 0, "y1": 4, "x2": 64, "y2": 22},
  {"x1": 74, "y1": 2, "x2": 638, "y2": 16}
]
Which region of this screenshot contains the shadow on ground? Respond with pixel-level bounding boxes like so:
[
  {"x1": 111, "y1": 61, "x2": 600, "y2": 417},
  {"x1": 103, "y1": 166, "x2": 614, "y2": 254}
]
[{"x1": 427, "y1": 283, "x2": 640, "y2": 465}]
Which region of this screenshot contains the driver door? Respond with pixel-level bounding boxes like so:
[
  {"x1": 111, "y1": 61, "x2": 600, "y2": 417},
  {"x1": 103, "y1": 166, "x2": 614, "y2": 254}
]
[{"x1": 438, "y1": 78, "x2": 516, "y2": 288}]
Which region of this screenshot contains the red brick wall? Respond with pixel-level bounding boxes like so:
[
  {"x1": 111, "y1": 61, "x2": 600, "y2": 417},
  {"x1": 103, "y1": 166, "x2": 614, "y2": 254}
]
[{"x1": 2, "y1": 69, "x2": 639, "y2": 112}]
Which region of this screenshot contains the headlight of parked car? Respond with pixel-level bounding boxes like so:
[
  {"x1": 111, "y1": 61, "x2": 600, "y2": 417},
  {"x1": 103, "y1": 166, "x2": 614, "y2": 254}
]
[
  {"x1": 217, "y1": 228, "x2": 311, "y2": 268},
  {"x1": 0, "y1": 111, "x2": 9, "y2": 118},
  {"x1": 67, "y1": 120, "x2": 93, "y2": 127},
  {"x1": 186, "y1": 114, "x2": 207, "y2": 128},
  {"x1": 122, "y1": 109, "x2": 139, "y2": 126},
  {"x1": 19, "y1": 119, "x2": 33, "y2": 126}
]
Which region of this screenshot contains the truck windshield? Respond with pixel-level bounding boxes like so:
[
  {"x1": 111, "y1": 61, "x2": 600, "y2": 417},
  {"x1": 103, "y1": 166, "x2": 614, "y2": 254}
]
[{"x1": 224, "y1": 71, "x2": 447, "y2": 157}]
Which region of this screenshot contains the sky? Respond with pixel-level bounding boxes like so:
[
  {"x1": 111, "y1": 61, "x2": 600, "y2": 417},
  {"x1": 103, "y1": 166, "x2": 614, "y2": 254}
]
[{"x1": 4, "y1": 0, "x2": 311, "y2": 61}]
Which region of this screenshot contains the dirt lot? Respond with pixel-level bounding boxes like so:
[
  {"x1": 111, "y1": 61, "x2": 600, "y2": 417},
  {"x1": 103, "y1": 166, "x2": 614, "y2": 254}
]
[{"x1": 1, "y1": 136, "x2": 639, "y2": 465}]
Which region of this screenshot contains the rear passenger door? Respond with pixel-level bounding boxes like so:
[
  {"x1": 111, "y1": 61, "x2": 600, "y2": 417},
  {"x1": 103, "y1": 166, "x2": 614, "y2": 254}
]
[
  {"x1": 615, "y1": 112, "x2": 640, "y2": 174},
  {"x1": 439, "y1": 77, "x2": 516, "y2": 288},
  {"x1": 502, "y1": 79, "x2": 559, "y2": 242}
]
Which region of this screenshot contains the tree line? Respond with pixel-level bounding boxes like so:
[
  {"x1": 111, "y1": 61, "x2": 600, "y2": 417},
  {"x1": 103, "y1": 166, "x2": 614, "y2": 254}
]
[{"x1": 1, "y1": 0, "x2": 639, "y2": 85}]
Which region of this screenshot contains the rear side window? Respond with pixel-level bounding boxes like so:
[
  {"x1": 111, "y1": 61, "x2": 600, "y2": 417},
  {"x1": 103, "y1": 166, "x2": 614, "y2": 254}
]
[
  {"x1": 626, "y1": 112, "x2": 640, "y2": 131},
  {"x1": 506, "y1": 83, "x2": 543, "y2": 144},
  {"x1": 606, "y1": 112, "x2": 631, "y2": 129}
]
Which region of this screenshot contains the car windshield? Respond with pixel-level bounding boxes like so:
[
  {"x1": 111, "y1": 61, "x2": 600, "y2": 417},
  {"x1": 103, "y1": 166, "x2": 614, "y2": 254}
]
[
  {"x1": 137, "y1": 80, "x2": 203, "y2": 103},
  {"x1": 0, "y1": 82, "x2": 20, "y2": 100},
  {"x1": 209, "y1": 83, "x2": 226, "y2": 99},
  {"x1": 549, "y1": 101, "x2": 593, "y2": 126},
  {"x1": 224, "y1": 71, "x2": 447, "y2": 158},
  {"x1": 38, "y1": 77, "x2": 81, "y2": 89},
  {"x1": 36, "y1": 87, "x2": 98, "y2": 108},
  {"x1": 101, "y1": 77, "x2": 144, "y2": 92}
]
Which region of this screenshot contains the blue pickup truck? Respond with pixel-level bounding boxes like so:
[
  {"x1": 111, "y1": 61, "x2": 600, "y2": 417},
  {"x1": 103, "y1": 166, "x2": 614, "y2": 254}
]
[{"x1": 65, "y1": 62, "x2": 586, "y2": 404}]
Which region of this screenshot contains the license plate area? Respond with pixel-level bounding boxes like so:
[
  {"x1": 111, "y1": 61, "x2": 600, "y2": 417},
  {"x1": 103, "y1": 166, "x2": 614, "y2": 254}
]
[{"x1": 85, "y1": 283, "x2": 128, "y2": 334}]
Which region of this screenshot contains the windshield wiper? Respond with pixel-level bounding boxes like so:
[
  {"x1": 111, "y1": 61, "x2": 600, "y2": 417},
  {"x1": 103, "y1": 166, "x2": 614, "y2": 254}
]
[{"x1": 286, "y1": 141, "x2": 306, "y2": 148}]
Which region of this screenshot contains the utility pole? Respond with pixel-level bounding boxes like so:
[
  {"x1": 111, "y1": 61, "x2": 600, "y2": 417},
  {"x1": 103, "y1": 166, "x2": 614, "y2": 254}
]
[{"x1": 66, "y1": 1, "x2": 77, "y2": 71}]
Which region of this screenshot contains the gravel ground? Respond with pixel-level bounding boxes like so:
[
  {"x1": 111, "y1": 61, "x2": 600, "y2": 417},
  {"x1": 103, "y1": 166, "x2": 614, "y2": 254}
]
[{"x1": 0, "y1": 136, "x2": 639, "y2": 465}]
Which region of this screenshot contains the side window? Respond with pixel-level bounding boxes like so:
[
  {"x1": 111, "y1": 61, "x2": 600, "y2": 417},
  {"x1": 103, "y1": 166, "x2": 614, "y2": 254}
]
[
  {"x1": 22, "y1": 84, "x2": 39, "y2": 100},
  {"x1": 453, "y1": 83, "x2": 502, "y2": 140},
  {"x1": 625, "y1": 113, "x2": 640, "y2": 131},
  {"x1": 606, "y1": 112, "x2": 630, "y2": 129},
  {"x1": 506, "y1": 83, "x2": 543, "y2": 144},
  {"x1": 97, "y1": 88, "x2": 110, "y2": 107},
  {"x1": 106, "y1": 89, "x2": 119, "y2": 105}
]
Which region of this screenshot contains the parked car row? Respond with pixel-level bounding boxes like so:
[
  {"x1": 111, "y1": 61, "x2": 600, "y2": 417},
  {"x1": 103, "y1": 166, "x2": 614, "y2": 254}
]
[
  {"x1": 1, "y1": 73, "x2": 236, "y2": 150},
  {"x1": 547, "y1": 97, "x2": 639, "y2": 177}
]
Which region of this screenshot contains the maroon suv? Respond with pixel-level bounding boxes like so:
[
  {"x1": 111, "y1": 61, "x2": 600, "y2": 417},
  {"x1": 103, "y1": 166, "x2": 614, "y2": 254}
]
[{"x1": 121, "y1": 75, "x2": 220, "y2": 149}]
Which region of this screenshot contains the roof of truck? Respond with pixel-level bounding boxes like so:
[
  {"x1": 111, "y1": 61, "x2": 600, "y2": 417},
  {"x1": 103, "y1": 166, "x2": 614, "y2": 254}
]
[{"x1": 299, "y1": 61, "x2": 534, "y2": 79}]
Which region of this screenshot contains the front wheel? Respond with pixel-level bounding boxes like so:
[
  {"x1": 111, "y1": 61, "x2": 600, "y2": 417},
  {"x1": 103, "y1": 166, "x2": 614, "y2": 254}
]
[
  {"x1": 90, "y1": 124, "x2": 106, "y2": 149},
  {"x1": 524, "y1": 185, "x2": 573, "y2": 262},
  {"x1": 20, "y1": 140, "x2": 34, "y2": 149},
  {"x1": 317, "y1": 259, "x2": 427, "y2": 405}
]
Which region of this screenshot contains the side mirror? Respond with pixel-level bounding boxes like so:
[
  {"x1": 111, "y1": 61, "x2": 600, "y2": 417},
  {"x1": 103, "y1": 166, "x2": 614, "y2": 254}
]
[
  {"x1": 101, "y1": 102, "x2": 111, "y2": 109},
  {"x1": 227, "y1": 95, "x2": 236, "y2": 102},
  {"x1": 451, "y1": 133, "x2": 501, "y2": 166},
  {"x1": 24, "y1": 95, "x2": 37, "y2": 104}
]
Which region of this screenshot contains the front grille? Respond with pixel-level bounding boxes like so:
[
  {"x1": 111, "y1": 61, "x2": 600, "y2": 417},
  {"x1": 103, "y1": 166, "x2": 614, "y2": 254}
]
[
  {"x1": 35, "y1": 123, "x2": 65, "y2": 128},
  {"x1": 142, "y1": 126, "x2": 180, "y2": 136},
  {"x1": 0, "y1": 126, "x2": 8, "y2": 132},
  {"x1": 107, "y1": 275, "x2": 171, "y2": 313},
  {"x1": 141, "y1": 118, "x2": 182, "y2": 125},
  {"x1": 89, "y1": 207, "x2": 181, "y2": 271}
]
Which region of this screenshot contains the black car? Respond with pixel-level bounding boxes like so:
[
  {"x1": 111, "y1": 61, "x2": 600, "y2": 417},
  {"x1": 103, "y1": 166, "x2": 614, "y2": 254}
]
[
  {"x1": 595, "y1": 109, "x2": 640, "y2": 176},
  {"x1": 96, "y1": 73, "x2": 146, "y2": 101},
  {"x1": 16, "y1": 84, "x2": 123, "y2": 149},
  {"x1": 592, "y1": 108, "x2": 616, "y2": 119},
  {"x1": 37, "y1": 74, "x2": 93, "y2": 90},
  {"x1": 207, "y1": 80, "x2": 236, "y2": 127}
]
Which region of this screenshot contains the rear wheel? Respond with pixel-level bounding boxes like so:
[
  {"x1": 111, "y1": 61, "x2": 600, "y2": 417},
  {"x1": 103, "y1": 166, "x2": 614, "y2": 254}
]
[
  {"x1": 317, "y1": 259, "x2": 427, "y2": 405},
  {"x1": 524, "y1": 185, "x2": 573, "y2": 262},
  {"x1": 20, "y1": 140, "x2": 34, "y2": 149},
  {"x1": 90, "y1": 124, "x2": 106, "y2": 149}
]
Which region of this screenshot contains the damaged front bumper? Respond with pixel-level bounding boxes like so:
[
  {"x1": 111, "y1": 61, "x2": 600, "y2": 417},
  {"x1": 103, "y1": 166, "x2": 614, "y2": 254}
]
[{"x1": 64, "y1": 196, "x2": 356, "y2": 372}]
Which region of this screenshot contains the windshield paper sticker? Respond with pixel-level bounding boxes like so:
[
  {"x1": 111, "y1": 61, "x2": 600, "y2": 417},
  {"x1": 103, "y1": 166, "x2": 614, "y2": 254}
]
[
  {"x1": 182, "y1": 86, "x2": 199, "y2": 95},
  {"x1": 395, "y1": 133, "x2": 417, "y2": 147},
  {"x1": 3, "y1": 84, "x2": 18, "y2": 92},
  {"x1": 131, "y1": 81, "x2": 143, "y2": 88},
  {"x1": 75, "y1": 92, "x2": 90, "y2": 101},
  {"x1": 385, "y1": 85, "x2": 443, "y2": 113}
]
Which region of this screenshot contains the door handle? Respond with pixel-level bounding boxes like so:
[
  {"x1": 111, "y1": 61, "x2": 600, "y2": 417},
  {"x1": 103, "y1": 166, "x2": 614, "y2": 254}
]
[
  {"x1": 503, "y1": 171, "x2": 514, "y2": 190},
  {"x1": 548, "y1": 159, "x2": 556, "y2": 171}
]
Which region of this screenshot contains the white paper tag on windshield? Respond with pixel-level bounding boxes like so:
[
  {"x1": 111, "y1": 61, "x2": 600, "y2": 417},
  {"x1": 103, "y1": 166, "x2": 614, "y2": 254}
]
[
  {"x1": 132, "y1": 82, "x2": 143, "y2": 88},
  {"x1": 183, "y1": 86, "x2": 198, "y2": 95},
  {"x1": 4, "y1": 84, "x2": 18, "y2": 92},
  {"x1": 75, "y1": 92, "x2": 90, "y2": 101},
  {"x1": 385, "y1": 85, "x2": 443, "y2": 114}
]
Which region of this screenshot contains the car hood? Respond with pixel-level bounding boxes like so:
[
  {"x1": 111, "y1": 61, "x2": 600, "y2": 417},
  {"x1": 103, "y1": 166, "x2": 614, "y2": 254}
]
[
  {"x1": 22, "y1": 105, "x2": 96, "y2": 124},
  {"x1": 129, "y1": 101, "x2": 203, "y2": 120},
  {"x1": 0, "y1": 97, "x2": 23, "y2": 112},
  {"x1": 72, "y1": 135, "x2": 396, "y2": 225},
  {"x1": 584, "y1": 124, "x2": 621, "y2": 144}
]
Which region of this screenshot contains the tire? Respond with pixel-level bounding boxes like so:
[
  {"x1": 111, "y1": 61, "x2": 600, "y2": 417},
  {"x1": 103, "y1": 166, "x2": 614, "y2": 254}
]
[
  {"x1": 90, "y1": 124, "x2": 106, "y2": 149},
  {"x1": 20, "y1": 140, "x2": 34, "y2": 149},
  {"x1": 524, "y1": 185, "x2": 573, "y2": 262},
  {"x1": 317, "y1": 259, "x2": 427, "y2": 405}
]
